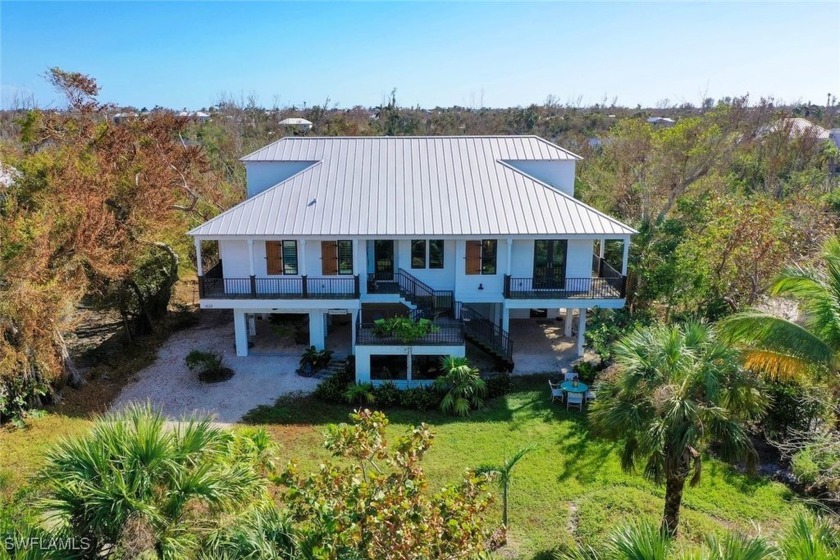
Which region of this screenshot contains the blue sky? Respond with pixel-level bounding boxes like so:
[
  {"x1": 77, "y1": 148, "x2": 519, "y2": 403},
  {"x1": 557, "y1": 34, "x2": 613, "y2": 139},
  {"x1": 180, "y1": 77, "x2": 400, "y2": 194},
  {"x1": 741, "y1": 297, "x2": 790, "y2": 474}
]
[{"x1": 2, "y1": 1, "x2": 838, "y2": 110}]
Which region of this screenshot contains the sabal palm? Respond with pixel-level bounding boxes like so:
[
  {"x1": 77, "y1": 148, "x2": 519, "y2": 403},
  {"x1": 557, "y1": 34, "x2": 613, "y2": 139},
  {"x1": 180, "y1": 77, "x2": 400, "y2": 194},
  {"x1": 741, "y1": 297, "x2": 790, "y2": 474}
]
[
  {"x1": 476, "y1": 445, "x2": 534, "y2": 527},
  {"x1": 38, "y1": 403, "x2": 273, "y2": 559},
  {"x1": 589, "y1": 322, "x2": 766, "y2": 538},
  {"x1": 720, "y1": 237, "x2": 840, "y2": 379},
  {"x1": 434, "y1": 356, "x2": 487, "y2": 416},
  {"x1": 555, "y1": 513, "x2": 837, "y2": 559}
]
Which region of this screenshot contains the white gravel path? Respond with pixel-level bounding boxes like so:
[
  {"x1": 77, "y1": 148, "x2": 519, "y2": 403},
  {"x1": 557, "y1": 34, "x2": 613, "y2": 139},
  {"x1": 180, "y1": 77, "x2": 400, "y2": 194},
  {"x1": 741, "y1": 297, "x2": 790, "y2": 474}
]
[{"x1": 111, "y1": 313, "x2": 319, "y2": 425}]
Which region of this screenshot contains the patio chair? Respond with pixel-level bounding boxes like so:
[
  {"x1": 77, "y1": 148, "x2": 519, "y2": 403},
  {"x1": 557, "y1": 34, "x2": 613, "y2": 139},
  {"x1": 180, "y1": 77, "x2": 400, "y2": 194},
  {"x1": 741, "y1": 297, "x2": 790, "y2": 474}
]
[
  {"x1": 566, "y1": 392, "x2": 584, "y2": 411},
  {"x1": 585, "y1": 389, "x2": 596, "y2": 403},
  {"x1": 548, "y1": 380, "x2": 564, "y2": 403},
  {"x1": 563, "y1": 370, "x2": 577, "y2": 381}
]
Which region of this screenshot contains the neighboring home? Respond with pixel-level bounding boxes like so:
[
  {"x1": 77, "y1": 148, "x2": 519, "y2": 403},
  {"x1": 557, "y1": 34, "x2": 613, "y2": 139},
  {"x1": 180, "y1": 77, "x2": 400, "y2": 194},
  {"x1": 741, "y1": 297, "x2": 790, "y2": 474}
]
[
  {"x1": 278, "y1": 117, "x2": 313, "y2": 132},
  {"x1": 0, "y1": 162, "x2": 20, "y2": 189},
  {"x1": 188, "y1": 136, "x2": 635, "y2": 385},
  {"x1": 178, "y1": 110, "x2": 211, "y2": 124},
  {"x1": 827, "y1": 128, "x2": 840, "y2": 150},
  {"x1": 761, "y1": 117, "x2": 830, "y2": 140},
  {"x1": 646, "y1": 116, "x2": 675, "y2": 127},
  {"x1": 113, "y1": 112, "x2": 139, "y2": 124}
]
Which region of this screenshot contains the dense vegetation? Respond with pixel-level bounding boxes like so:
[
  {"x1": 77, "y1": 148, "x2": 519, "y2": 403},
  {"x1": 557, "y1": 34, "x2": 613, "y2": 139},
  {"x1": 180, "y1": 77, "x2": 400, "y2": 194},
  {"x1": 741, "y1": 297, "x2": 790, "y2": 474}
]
[{"x1": 1, "y1": 69, "x2": 839, "y2": 556}]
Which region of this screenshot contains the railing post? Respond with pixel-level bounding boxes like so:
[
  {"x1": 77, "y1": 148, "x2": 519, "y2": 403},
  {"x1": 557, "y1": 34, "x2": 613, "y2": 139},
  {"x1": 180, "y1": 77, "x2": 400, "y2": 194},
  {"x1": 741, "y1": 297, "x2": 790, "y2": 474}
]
[
  {"x1": 503, "y1": 275, "x2": 511, "y2": 298},
  {"x1": 302, "y1": 275, "x2": 309, "y2": 299},
  {"x1": 354, "y1": 274, "x2": 360, "y2": 298},
  {"x1": 250, "y1": 275, "x2": 256, "y2": 298},
  {"x1": 197, "y1": 276, "x2": 205, "y2": 298}
]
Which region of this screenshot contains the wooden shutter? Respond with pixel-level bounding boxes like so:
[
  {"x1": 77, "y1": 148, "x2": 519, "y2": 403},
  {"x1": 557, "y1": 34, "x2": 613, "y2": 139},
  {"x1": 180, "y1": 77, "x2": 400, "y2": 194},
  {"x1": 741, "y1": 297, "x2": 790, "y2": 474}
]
[
  {"x1": 266, "y1": 241, "x2": 283, "y2": 275},
  {"x1": 321, "y1": 241, "x2": 338, "y2": 275},
  {"x1": 465, "y1": 241, "x2": 481, "y2": 275}
]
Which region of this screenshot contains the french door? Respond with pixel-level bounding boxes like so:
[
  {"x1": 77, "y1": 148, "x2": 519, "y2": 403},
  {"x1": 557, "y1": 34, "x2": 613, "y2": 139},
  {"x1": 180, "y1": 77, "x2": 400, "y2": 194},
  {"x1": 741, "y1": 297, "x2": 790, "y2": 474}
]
[
  {"x1": 533, "y1": 240, "x2": 567, "y2": 289},
  {"x1": 374, "y1": 240, "x2": 395, "y2": 280}
]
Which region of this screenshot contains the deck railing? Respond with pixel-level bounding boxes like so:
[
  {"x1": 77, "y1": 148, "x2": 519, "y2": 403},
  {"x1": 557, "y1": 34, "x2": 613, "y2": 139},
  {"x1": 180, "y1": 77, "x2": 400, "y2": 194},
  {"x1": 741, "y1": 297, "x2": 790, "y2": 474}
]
[
  {"x1": 356, "y1": 323, "x2": 465, "y2": 346},
  {"x1": 504, "y1": 275, "x2": 626, "y2": 299},
  {"x1": 199, "y1": 275, "x2": 360, "y2": 299}
]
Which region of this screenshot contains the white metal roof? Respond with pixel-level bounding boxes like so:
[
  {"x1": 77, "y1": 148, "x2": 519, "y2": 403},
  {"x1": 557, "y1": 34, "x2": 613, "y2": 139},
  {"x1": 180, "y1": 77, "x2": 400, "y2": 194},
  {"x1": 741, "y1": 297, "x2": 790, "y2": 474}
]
[
  {"x1": 278, "y1": 117, "x2": 313, "y2": 126},
  {"x1": 190, "y1": 136, "x2": 635, "y2": 238}
]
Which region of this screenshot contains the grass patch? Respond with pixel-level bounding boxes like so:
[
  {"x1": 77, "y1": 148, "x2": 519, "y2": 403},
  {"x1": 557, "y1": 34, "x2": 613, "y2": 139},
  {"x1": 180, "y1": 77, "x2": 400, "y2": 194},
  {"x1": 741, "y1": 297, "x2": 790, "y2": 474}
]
[{"x1": 244, "y1": 375, "x2": 803, "y2": 559}]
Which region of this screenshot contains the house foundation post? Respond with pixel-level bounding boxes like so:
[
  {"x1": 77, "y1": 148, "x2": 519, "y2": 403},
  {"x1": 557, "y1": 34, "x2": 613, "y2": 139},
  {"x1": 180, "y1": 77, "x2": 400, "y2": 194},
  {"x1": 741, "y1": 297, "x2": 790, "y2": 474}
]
[
  {"x1": 234, "y1": 309, "x2": 249, "y2": 357},
  {"x1": 309, "y1": 311, "x2": 326, "y2": 350},
  {"x1": 576, "y1": 308, "x2": 587, "y2": 357},
  {"x1": 501, "y1": 304, "x2": 510, "y2": 332},
  {"x1": 564, "y1": 308, "x2": 574, "y2": 338}
]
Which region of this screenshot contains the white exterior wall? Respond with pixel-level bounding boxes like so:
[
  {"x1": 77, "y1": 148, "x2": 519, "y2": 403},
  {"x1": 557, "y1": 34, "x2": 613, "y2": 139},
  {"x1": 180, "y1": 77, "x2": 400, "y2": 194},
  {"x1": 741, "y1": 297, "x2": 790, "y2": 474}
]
[
  {"x1": 355, "y1": 344, "x2": 466, "y2": 385},
  {"x1": 245, "y1": 161, "x2": 315, "y2": 198},
  {"x1": 566, "y1": 239, "x2": 594, "y2": 278},
  {"x1": 505, "y1": 160, "x2": 576, "y2": 197}
]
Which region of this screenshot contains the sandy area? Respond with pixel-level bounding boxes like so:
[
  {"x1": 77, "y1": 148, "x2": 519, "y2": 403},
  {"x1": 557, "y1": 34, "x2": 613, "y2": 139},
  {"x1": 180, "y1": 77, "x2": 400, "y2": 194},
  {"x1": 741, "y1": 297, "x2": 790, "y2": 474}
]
[{"x1": 111, "y1": 312, "x2": 318, "y2": 424}]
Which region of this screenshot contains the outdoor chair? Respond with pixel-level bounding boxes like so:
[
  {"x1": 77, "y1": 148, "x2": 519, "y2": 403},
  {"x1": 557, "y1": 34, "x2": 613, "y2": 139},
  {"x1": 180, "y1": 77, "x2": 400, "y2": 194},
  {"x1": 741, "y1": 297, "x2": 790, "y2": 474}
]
[
  {"x1": 563, "y1": 370, "x2": 577, "y2": 381},
  {"x1": 566, "y1": 392, "x2": 584, "y2": 411},
  {"x1": 585, "y1": 389, "x2": 596, "y2": 403},
  {"x1": 548, "y1": 380, "x2": 564, "y2": 403}
]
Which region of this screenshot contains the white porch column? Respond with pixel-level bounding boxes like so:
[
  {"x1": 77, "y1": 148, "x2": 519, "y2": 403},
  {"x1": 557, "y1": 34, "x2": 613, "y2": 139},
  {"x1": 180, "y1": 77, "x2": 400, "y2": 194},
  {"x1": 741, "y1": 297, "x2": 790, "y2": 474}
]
[
  {"x1": 351, "y1": 309, "x2": 358, "y2": 352},
  {"x1": 576, "y1": 308, "x2": 587, "y2": 357},
  {"x1": 194, "y1": 238, "x2": 203, "y2": 276},
  {"x1": 621, "y1": 238, "x2": 630, "y2": 276},
  {"x1": 501, "y1": 305, "x2": 510, "y2": 332},
  {"x1": 505, "y1": 238, "x2": 513, "y2": 275},
  {"x1": 247, "y1": 239, "x2": 255, "y2": 276},
  {"x1": 564, "y1": 308, "x2": 573, "y2": 337},
  {"x1": 299, "y1": 240, "x2": 307, "y2": 276},
  {"x1": 599, "y1": 238, "x2": 605, "y2": 259},
  {"x1": 234, "y1": 309, "x2": 249, "y2": 357},
  {"x1": 309, "y1": 311, "x2": 325, "y2": 350}
]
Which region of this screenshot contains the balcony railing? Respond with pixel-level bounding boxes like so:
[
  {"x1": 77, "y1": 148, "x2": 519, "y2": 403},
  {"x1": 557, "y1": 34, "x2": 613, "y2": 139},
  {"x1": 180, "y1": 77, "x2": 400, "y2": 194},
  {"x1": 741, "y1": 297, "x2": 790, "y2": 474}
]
[
  {"x1": 356, "y1": 323, "x2": 465, "y2": 346},
  {"x1": 199, "y1": 275, "x2": 360, "y2": 299},
  {"x1": 504, "y1": 275, "x2": 626, "y2": 299}
]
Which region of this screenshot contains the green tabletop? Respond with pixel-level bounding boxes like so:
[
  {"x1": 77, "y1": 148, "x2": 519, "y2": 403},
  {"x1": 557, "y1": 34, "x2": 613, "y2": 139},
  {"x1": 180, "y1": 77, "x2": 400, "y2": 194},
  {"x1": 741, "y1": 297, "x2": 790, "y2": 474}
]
[{"x1": 560, "y1": 381, "x2": 588, "y2": 394}]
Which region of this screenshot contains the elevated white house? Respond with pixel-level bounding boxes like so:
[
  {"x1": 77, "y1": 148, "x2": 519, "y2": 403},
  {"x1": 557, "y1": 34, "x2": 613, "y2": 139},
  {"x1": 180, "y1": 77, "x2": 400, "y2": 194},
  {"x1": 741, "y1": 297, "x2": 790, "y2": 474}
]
[{"x1": 188, "y1": 136, "x2": 635, "y2": 384}]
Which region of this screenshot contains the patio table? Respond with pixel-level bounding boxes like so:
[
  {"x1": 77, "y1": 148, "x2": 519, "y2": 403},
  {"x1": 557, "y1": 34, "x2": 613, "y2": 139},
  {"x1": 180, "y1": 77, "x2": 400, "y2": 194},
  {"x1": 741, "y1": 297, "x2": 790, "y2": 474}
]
[{"x1": 560, "y1": 380, "x2": 588, "y2": 394}]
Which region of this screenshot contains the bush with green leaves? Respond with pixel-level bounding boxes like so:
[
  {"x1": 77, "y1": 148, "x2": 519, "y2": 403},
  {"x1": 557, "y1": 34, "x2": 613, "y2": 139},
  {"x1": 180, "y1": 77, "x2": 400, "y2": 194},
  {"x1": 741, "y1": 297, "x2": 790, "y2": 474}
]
[
  {"x1": 398, "y1": 385, "x2": 443, "y2": 411},
  {"x1": 763, "y1": 380, "x2": 831, "y2": 438},
  {"x1": 344, "y1": 382, "x2": 375, "y2": 405},
  {"x1": 0, "y1": 374, "x2": 49, "y2": 426},
  {"x1": 312, "y1": 368, "x2": 353, "y2": 404},
  {"x1": 299, "y1": 346, "x2": 333, "y2": 372},
  {"x1": 584, "y1": 307, "x2": 651, "y2": 363},
  {"x1": 185, "y1": 349, "x2": 232, "y2": 383},
  {"x1": 484, "y1": 372, "x2": 513, "y2": 399},
  {"x1": 32, "y1": 403, "x2": 287, "y2": 559},
  {"x1": 372, "y1": 380, "x2": 401, "y2": 408},
  {"x1": 278, "y1": 409, "x2": 493, "y2": 559},
  {"x1": 434, "y1": 356, "x2": 487, "y2": 416}
]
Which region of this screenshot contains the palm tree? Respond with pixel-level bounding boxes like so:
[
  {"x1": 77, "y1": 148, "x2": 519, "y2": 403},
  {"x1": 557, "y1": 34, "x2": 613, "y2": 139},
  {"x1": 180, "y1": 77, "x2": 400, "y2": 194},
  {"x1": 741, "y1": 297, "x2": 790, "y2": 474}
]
[
  {"x1": 37, "y1": 403, "x2": 279, "y2": 558},
  {"x1": 434, "y1": 356, "x2": 487, "y2": 416},
  {"x1": 555, "y1": 513, "x2": 837, "y2": 559},
  {"x1": 719, "y1": 237, "x2": 840, "y2": 379},
  {"x1": 476, "y1": 445, "x2": 534, "y2": 527},
  {"x1": 589, "y1": 322, "x2": 766, "y2": 538}
]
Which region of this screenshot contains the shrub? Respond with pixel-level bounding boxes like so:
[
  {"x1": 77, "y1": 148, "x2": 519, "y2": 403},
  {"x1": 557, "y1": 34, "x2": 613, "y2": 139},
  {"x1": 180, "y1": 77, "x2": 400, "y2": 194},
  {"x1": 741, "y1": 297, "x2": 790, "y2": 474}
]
[
  {"x1": 0, "y1": 375, "x2": 49, "y2": 426},
  {"x1": 764, "y1": 381, "x2": 831, "y2": 438},
  {"x1": 484, "y1": 372, "x2": 512, "y2": 399},
  {"x1": 574, "y1": 361, "x2": 599, "y2": 384},
  {"x1": 345, "y1": 383, "x2": 376, "y2": 405},
  {"x1": 399, "y1": 386, "x2": 442, "y2": 411},
  {"x1": 584, "y1": 308, "x2": 650, "y2": 362},
  {"x1": 373, "y1": 381, "x2": 401, "y2": 408},
  {"x1": 185, "y1": 350, "x2": 232, "y2": 383},
  {"x1": 299, "y1": 346, "x2": 334, "y2": 372},
  {"x1": 313, "y1": 369, "x2": 353, "y2": 404}
]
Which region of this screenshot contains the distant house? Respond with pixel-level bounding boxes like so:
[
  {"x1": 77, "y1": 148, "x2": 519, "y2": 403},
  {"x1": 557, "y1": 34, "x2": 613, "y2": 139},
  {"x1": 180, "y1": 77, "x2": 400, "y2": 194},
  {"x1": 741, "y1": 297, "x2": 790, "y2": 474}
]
[
  {"x1": 279, "y1": 117, "x2": 313, "y2": 132},
  {"x1": 646, "y1": 117, "x2": 676, "y2": 127},
  {"x1": 830, "y1": 129, "x2": 840, "y2": 151},
  {"x1": 762, "y1": 117, "x2": 830, "y2": 140},
  {"x1": 0, "y1": 163, "x2": 19, "y2": 189},
  {"x1": 178, "y1": 111, "x2": 211, "y2": 124},
  {"x1": 113, "y1": 112, "x2": 138, "y2": 124},
  {"x1": 188, "y1": 136, "x2": 635, "y2": 384}
]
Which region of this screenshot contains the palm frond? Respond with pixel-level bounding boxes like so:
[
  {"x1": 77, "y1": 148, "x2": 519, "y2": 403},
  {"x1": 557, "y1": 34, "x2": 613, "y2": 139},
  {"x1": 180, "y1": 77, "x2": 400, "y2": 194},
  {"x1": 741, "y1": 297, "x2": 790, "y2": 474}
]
[{"x1": 719, "y1": 311, "x2": 834, "y2": 374}]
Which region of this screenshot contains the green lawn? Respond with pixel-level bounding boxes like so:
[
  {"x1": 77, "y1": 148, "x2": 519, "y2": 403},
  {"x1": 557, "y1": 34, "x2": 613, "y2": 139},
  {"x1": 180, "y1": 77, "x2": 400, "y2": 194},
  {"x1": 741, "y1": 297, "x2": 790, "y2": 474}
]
[
  {"x1": 244, "y1": 375, "x2": 802, "y2": 559},
  {"x1": 1, "y1": 376, "x2": 804, "y2": 559}
]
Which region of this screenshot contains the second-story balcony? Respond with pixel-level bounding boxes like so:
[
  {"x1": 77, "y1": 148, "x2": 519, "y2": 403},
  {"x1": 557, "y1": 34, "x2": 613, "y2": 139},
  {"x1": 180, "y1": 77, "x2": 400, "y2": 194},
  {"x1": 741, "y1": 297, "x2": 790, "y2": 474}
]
[
  {"x1": 503, "y1": 254, "x2": 627, "y2": 300},
  {"x1": 199, "y1": 271, "x2": 360, "y2": 300}
]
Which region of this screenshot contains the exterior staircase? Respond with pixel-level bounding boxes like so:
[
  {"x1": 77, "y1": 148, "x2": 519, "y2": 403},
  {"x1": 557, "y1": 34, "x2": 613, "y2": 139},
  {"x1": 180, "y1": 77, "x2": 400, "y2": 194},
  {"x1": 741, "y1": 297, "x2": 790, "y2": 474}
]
[
  {"x1": 456, "y1": 303, "x2": 514, "y2": 371},
  {"x1": 316, "y1": 357, "x2": 348, "y2": 380},
  {"x1": 373, "y1": 268, "x2": 515, "y2": 372}
]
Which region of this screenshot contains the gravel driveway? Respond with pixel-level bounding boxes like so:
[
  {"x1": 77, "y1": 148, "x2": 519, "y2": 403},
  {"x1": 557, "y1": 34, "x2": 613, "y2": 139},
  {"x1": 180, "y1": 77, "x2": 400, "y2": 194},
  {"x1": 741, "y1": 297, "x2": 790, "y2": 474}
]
[{"x1": 111, "y1": 312, "x2": 319, "y2": 424}]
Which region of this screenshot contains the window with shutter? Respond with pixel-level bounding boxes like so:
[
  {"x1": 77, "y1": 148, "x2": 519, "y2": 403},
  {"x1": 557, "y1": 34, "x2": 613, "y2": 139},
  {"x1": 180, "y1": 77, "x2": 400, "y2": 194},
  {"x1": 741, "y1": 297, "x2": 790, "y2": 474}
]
[{"x1": 266, "y1": 241, "x2": 283, "y2": 275}]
